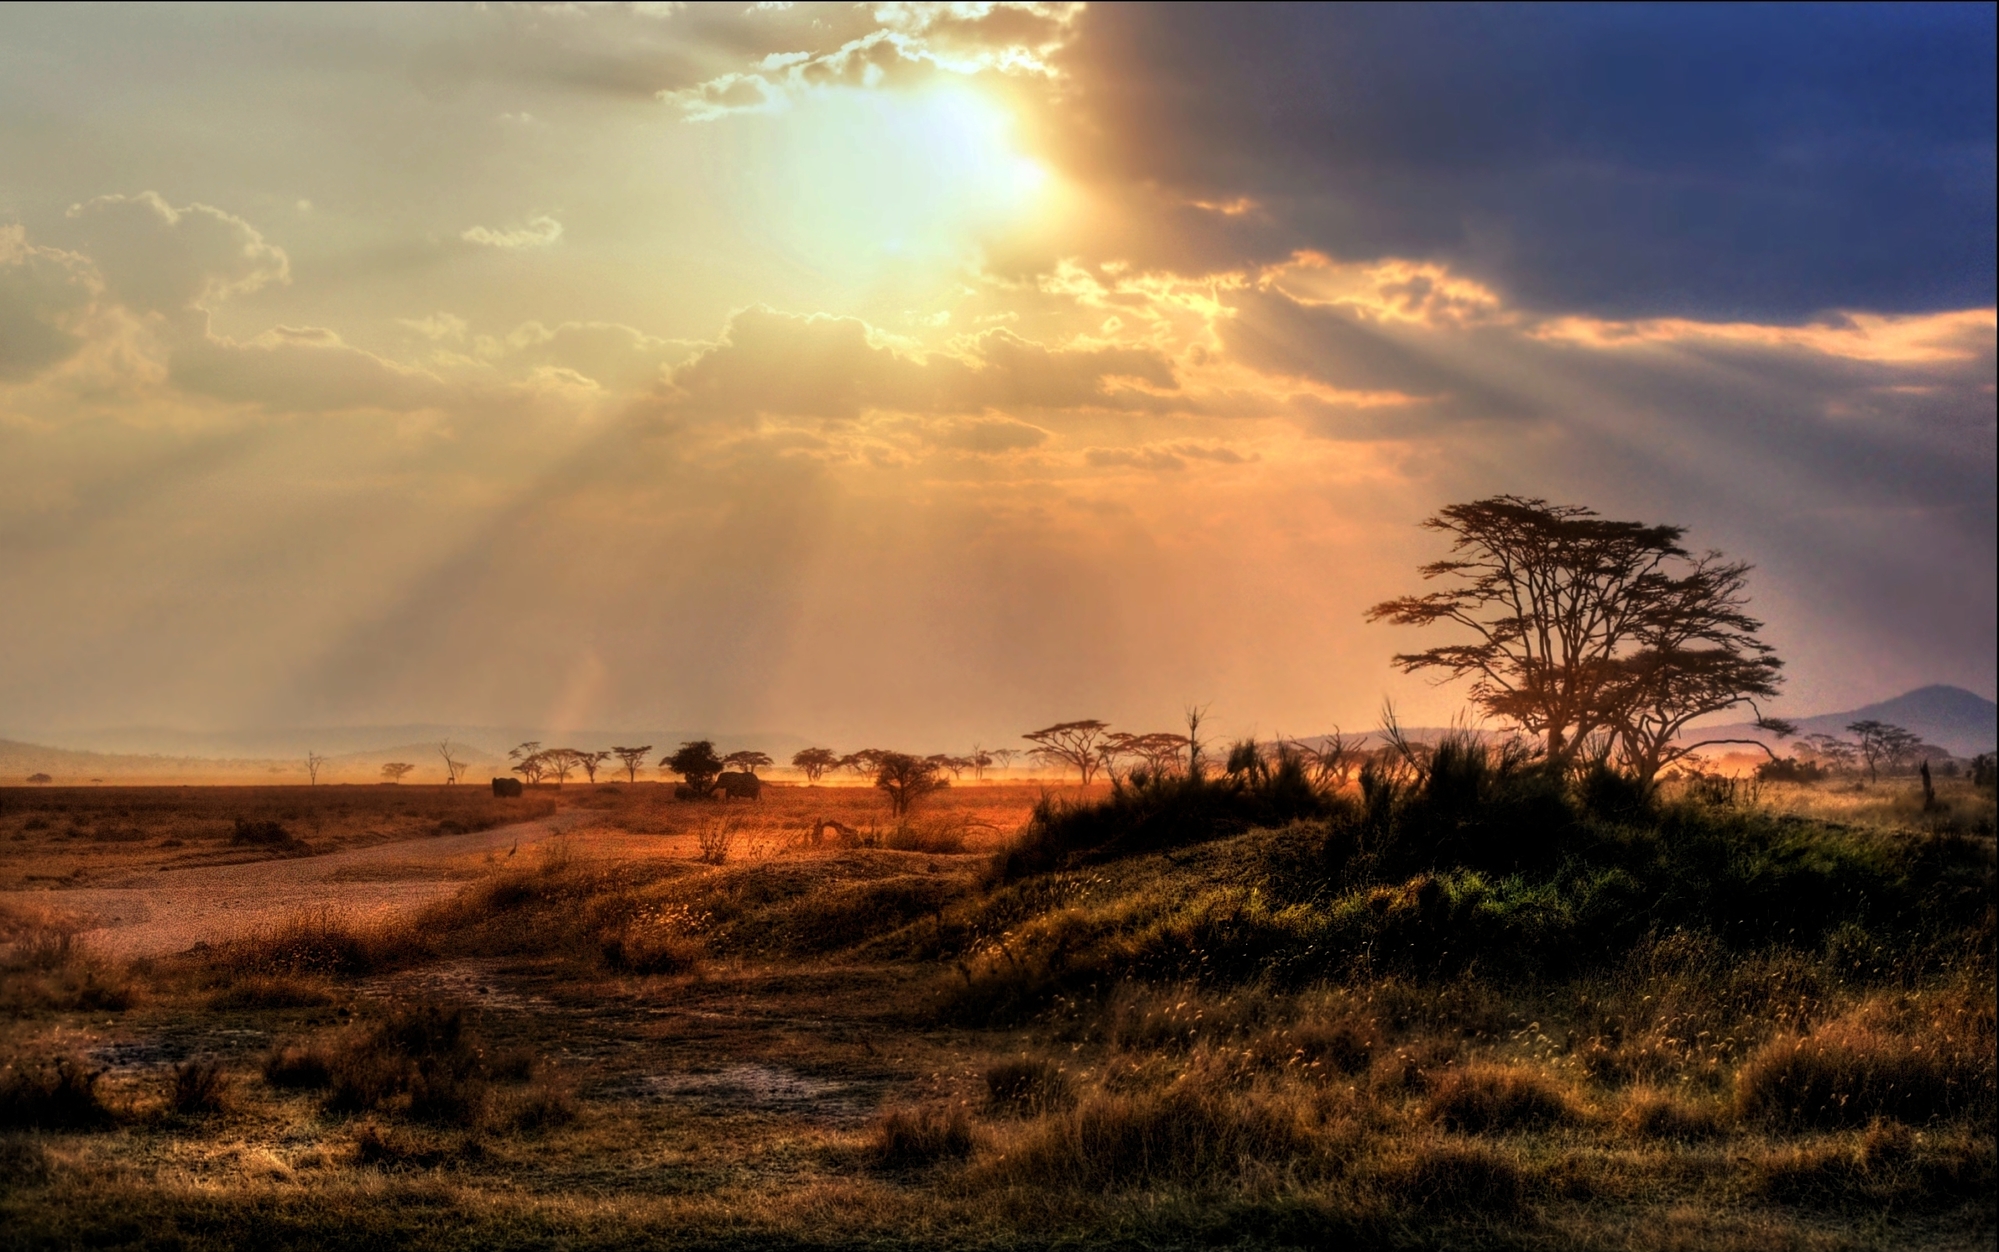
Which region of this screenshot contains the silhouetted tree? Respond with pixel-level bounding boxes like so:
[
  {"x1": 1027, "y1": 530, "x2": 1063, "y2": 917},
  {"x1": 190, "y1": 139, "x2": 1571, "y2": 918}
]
[
  {"x1": 26, "y1": 773, "x2": 52, "y2": 785},
  {"x1": 1847, "y1": 720, "x2": 1922, "y2": 782},
  {"x1": 663, "y1": 740, "x2": 724, "y2": 798},
  {"x1": 381, "y1": 762, "x2": 415, "y2": 783},
  {"x1": 610, "y1": 745, "x2": 653, "y2": 784},
  {"x1": 577, "y1": 750, "x2": 612, "y2": 784},
  {"x1": 722, "y1": 750, "x2": 774, "y2": 776},
  {"x1": 840, "y1": 749, "x2": 887, "y2": 779},
  {"x1": 306, "y1": 752, "x2": 327, "y2": 785},
  {"x1": 436, "y1": 741, "x2": 467, "y2": 785},
  {"x1": 1023, "y1": 720, "x2": 1114, "y2": 784},
  {"x1": 1798, "y1": 733, "x2": 1859, "y2": 773},
  {"x1": 509, "y1": 742, "x2": 546, "y2": 786},
  {"x1": 792, "y1": 747, "x2": 839, "y2": 784},
  {"x1": 1368, "y1": 496, "x2": 1786, "y2": 786},
  {"x1": 875, "y1": 752, "x2": 948, "y2": 817}
]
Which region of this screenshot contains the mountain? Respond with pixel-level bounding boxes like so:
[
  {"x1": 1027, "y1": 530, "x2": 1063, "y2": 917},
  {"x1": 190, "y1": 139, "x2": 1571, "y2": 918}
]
[{"x1": 1690, "y1": 685, "x2": 1997, "y2": 758}]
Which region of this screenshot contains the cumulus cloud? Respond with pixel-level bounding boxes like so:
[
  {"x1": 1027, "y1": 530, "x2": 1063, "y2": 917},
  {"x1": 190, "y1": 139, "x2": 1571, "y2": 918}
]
[
  {"x1": 169, "y1": 326, "x2": 452, "y2": 414},
  {"x1": 64, "y1": 191, "x2": 288, "y2": 318},
  {"x1": 931, "y1": 414, "x2": 1047, "y2": 453},
  {"x1": 0, "y1": 227, "x2": 99, "y2": 381},
  {"x1": 664, "y1": 2, "x2": 1080, "y2": 119},
  {"x1": 664, "y1": 305, "x2": 1177, "y2": 420},
  {"x1": 461, "y1": 215, "x2": 563, "y2": 249}
]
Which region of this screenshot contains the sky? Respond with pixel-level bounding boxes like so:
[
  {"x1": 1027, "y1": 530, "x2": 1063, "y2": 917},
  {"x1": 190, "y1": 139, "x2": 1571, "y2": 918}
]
[{"x1": 0, "y1": 1, "x2": 1993, "y2": 753}]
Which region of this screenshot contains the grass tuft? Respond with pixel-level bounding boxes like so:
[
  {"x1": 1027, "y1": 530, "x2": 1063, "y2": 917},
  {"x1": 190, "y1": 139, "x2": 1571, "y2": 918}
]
[
  {"x1": 1423, "y1": 1063, "x2": 1578, "y2": 1133},
  {"x1": 870, "y1": 1103, "x2": 976, "y2": 1170},
  {"x1": 0, "y1": 1057, "x2": 112, "y2": 1130}
]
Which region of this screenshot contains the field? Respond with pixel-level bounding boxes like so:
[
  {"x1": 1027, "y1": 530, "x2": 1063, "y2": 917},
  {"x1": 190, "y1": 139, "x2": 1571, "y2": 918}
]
[{"x1": 0, "y1": 769, "x2": 1992, "y2": 1250}]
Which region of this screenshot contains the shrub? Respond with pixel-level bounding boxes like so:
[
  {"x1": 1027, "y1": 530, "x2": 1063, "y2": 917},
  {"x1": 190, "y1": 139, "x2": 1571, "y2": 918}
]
[
  {"x1": 315, "y1": 1005, "x2": 495, "y2": 1126},
  {"x1": 1736, "y1": 1005, "x2": 1996, "y2": 1129},
  {"x1": 1289, "y1": 1019, "x2": 1375, "y2": 1076},
  {"x1": 1619, "y1": 1090, "x2": 1727, "y2": 1140},
  {"x1": 598, "y1": 928, "x2": 702, "y2": 975},
  {"x1": 984, "y1": 1058, "x2": 1072, "y2": 1116},
  {"x1": 169, "y1": 1058, "x2": 229, "y2": 1116},
  {"x1": 995, "y1": 1086, "x2": 1314, "y2": 1189},
  {"x1": 263, "y1": 1042, "x2": 334, "y2": 1090},
  {"x1": 0, "y1": 1057, "x2": 112, "y2": 1130},
  {"x1": 1424, "y1": 1063, "x2": 1577, "y2": 1133},
  {"x1": 209, "y1": 975, "x2": 334, "y2": 1010},
  {"x1": 215, "y1": 912, "x2": 425, "y2": 978},
  {"x1": 871, "y1": 1103, "x2": 975, "y2": 1169},
  {"x1": 1390, "y1": 1140, "x2": 1526, "y2": 1212}
]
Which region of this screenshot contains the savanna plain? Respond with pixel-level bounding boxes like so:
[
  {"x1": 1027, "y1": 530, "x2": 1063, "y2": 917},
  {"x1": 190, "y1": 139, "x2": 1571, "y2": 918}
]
[{"x1": 1, "y1": 760, "x2": 1993, "y2": 1251}]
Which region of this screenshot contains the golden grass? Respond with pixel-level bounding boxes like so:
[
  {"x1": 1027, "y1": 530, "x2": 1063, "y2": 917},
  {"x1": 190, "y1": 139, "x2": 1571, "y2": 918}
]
[{"x1": 0, "y1": 779, "x2": 1988, "y2": 1249}]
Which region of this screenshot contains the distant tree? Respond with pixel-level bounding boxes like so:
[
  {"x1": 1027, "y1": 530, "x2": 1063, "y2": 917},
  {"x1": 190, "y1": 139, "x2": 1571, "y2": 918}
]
[
  {"x1": 792, "y1": 747, "x2": 839, "y2": 784},
  {"x1": 1368, "y1": 496, "x2": 1786, "y2": 786},
  {"x1": 538, "y1": 748, "x2": 590, "y2": 787},
  {"x1": 875, "y1": 752, "x2": 948, "y2": 817},
  {"x1": 26, "y1": 773, "x2": 52, "y2": 785},
  {"x1": 381, "y1": 762, "x2": 415, "y2": 783},
  {"x1": 1846, "y1": 721, "x2": 1922, "y2": 781},
  {"x1": 436, "y1": 741, "x2": 467, "y2": 785},
  {"x1": 1798, "y1": 733, "x2": 1859, "y2": 774},
  {"x1": 722, "y1": 750, "x2": 774, "y2": 776},
  {"x1": 1287, "y1": 730, "x2": 1355, "y2": 789},
  {"x1": 986, "y1": 748, "x2": 1018, "y2": 776},
  {"x1": 577, "y1": 750, "x2": 612, "y2": 784},
  {"x1": 917, "y1": 754, "x2": 962, "y2": 780},
  {"x1": 610, "y1": 745, "x2": 653, "y2": 784},
  {"x1": 306, "y1": 752, "x2": 328, "y2": 785},
  {"x1": 1023, "y1": 720, "x2": 1114, "y2": 784},
  {"x1": 1184, "y1": 705, "x2": 1209, "y2": 778},
  {"x1": 840, "y1": 749, "x2": 887, "y2": 779},
  {"x1": 508, "y1": 742, "x2": 546, "y2": 786},
  {"x1": 663, "y1": 741, "x2": 724, "y2": 797}
]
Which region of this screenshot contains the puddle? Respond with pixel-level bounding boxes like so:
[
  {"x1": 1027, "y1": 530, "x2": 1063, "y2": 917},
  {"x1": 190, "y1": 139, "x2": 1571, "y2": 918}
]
[{"x1": 636, "y1": 1064, "x2": 876, "y2": 1123}]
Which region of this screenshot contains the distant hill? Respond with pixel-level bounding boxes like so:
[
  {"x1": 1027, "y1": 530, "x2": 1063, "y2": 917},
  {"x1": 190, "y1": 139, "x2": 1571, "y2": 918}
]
[{"x1": 1691, "y1": 685, "x2": 1997, "y2": 759}]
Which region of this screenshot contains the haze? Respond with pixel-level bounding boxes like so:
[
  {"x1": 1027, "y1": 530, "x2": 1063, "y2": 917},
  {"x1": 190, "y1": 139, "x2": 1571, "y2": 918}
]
[{"x1": 2, "y1": 3, "x2": 1993, "y2": 752}]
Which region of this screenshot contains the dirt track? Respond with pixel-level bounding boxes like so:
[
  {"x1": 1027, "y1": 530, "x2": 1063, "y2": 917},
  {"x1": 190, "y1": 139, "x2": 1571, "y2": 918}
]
[{"x1": 0, "y1": 808, "x2": 594, "y2": 959}]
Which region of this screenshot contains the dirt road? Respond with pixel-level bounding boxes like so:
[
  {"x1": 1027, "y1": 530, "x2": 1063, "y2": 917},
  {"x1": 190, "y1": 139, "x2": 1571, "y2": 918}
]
[{"x1": 0, "y1": 808, "x2": 594, "y2": 959}]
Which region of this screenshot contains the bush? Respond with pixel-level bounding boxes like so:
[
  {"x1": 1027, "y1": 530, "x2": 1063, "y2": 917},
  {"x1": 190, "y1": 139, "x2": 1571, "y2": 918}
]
[
  {"x1": 1619, "y1": 1090, "x2": 1727, "y2": 1140},
  {"x1": 1423, "y1": 1063, "x2": 1577, "y2": 1133},
  {"x1": 0, "y1": 1057, "x2": 112, "y2": 1130},
  {"x1": 995, "y1": 1086, "x2": 1314, "y2": 1189},
  {"x1": 984, "y1": 1058, "x2": 1072, "y2": 1116},
  {"x1": 1736, "y1": 1003, "x2": 1996, "y2": 1129},
  {"x1": 263, "y1": 1042, "x2": 334, "y2": 1090},
  {"x1": 871, "y1": 1104, "x2": 975, "y2": 1169},
  {"x1": 169, "y1": 1058, "x2": 228, "y2": 1116},
  {"x1": 1390, "y1": 1140, "x2": 1526, "y2": 1212},
  {"x1": 997, "y1": 757, "x2": 1329, "y2": 880}
]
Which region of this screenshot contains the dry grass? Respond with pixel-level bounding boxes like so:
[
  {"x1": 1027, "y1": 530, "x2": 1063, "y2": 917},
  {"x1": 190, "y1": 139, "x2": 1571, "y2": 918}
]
[
  {"x1": 0, "y1": 784, "x2": 558, "y2": 887},
  {"x1": 0, "y1": 778, "x2": 1988, "y2": 1250}
]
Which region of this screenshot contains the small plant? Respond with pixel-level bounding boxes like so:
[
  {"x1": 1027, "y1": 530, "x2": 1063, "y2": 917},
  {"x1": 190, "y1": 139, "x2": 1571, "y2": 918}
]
[
  {"x1": 870, "y1": 1103, "x2": 975, "y2": 1169},
  {"x1": 262, "y1": 1042, "x2": 334, "y2": 1090},
  {"x1": 169, "y1": 1058, "x2": 228, "y2": 1116},
  {"x1": 697, "y1": 819, "x2": 736, "y2": 865},
  {"x1": 0, "y1": 1058, "x2": 112, "y2": 1130},
  {"x1": 984, "y1": 1058, "x2": 1072, "y2": 1116},
  {"x1": 1424, "y1": 1063, "x2": 1577, "y2": 1133}
]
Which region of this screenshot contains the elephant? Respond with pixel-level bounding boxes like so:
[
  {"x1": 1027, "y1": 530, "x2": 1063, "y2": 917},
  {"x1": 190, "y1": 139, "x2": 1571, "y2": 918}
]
[
  {"x1": 491, "y1": 777, "x2": 524, "y2": 797},
  {"x1": 715, "y1": 771, "x2": 762, "y2": 800}
]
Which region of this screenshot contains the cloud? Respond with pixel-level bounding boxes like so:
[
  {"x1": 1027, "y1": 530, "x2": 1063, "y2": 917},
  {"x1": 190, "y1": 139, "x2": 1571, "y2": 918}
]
[
  {"x1": 1040, "y1": 5, "x2": 1995, "y2": 319},
  {"x1": 931, "y1": 415, "x2": 1047, "y2": 453},
  {"x1": 0, "y1": 227, "x2": 99, "y2": 381},
  {"x1": 169, "y1": 326, "x2": 452, "y2": 415},
  {"x1": 663, "y1": 2, "x2": 1081, "y2": 119},
  {"x1": 64, "y1": 192, "x2": 288, "y2": 318},
  {"x1": 663, "y1": 305, "x2": 1177, "y2": 420},
  {"x1": 461, "y1": 215, "x2": 563, "y2": 249}
]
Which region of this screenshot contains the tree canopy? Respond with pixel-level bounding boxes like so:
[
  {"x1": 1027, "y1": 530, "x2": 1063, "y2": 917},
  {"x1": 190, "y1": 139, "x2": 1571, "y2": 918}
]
[{"x1": 1368, "y1": 496, "x2": 1785, "y2": 786}]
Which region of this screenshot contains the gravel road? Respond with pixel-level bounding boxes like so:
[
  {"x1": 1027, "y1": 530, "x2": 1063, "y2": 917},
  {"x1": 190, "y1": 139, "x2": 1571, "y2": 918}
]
[{"x1": 0, "y1": 808, "x2": 593, "y2": 960}]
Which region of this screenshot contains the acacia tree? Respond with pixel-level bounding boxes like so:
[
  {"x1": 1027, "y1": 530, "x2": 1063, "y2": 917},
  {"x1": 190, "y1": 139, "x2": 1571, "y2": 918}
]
[
  {"x1": 722, "y1": 750, "x2": 774, "y2": 776},
  {"x1": 875, "y1": 752, "x2": 948, "y2": 817},
  {"x1": 1847, "y1": 720, "x2": 1922, "y2": 782},
  {"x1": 436, "y1": 741, "x2": 467, "y2": 785},
  {"x1": 663, "y1": 740, "x2": 724, "y2": 797},
  {"x1": 840, "y1": 749, "x2": 887, "y2": 779},
  {"x1": 381, "y1": 762, "x2": 416, "y2": 783},
  {"x1": 610, "y1": 745, "x2": 653, "y2": 784},
  {"x1": 1368, "y1": 496, "x2": 1787, "y2": 786},
  {"x1": 508, "y1": 742, "x2": 546, "y2": 786},
  {"x1": 792, "y1": 747, "x2": 839, "y2": 783},
  {"x1": 540, "y1": 748, "x2": 586, "y2": 787},
  {"x1": 577, "y1": 750, "x2": 612, "y2": 784},
  {"x1": 1023, "y1": 720, "x2": 1114, "y2": 784},
  {"x1": 306, "y1": 752, "x2": 327, "y2": 785}
]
